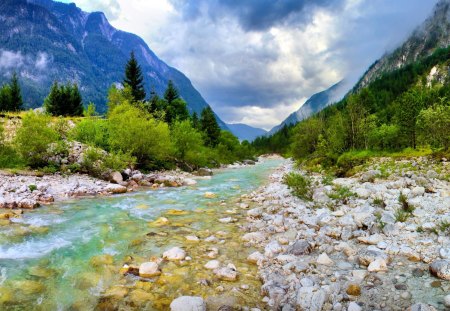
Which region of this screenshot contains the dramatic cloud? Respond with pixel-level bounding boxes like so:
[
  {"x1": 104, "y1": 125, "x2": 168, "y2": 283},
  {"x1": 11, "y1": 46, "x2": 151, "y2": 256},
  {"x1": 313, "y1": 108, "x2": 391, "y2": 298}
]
[{"x1": 63, "y1": 0, "x2": 438, "y2": 130}]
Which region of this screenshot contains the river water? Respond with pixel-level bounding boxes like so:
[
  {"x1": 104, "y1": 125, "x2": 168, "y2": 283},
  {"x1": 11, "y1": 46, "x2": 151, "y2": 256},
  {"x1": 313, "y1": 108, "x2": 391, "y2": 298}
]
[{"x1": 0, "y1": 158, "x2": 283, "y2": 310}]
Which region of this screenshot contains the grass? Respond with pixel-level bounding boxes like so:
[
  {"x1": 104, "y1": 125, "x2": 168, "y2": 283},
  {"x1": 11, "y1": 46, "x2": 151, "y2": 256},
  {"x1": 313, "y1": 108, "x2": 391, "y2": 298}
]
[
  {"x1": 394, "y1": 208, "x2": 410, "y2": 222},
  {"x1": 28, "y1": 184, "x2": 37, "y2": 192},
  {"x1": 395, "y1": 192, "x2": 415, "y2": 222},
  {"x1": 439, "y1": 220, "x2": 450, "y2": 233},
  {"x1": 283, "y1": 172, "x2": 312, "y2": 201},
  {"x1": 373, "y1": 197, "x2": 386, "y2": 208}
]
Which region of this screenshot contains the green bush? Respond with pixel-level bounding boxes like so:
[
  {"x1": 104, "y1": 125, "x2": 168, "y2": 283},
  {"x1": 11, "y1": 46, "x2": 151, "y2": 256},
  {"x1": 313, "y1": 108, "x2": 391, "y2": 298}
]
[
  {"x1": 171, "y1": 120, "x2": 208, "y2": 167},
  {"x1": 283, "y1": 172, "x2": 312, "y2": 201},
  {"x1": 328, "y1": 185, "x2": 355, "y2": 204},
  {"x1": 14, "y1": 111, "x2": 59, "y2": 167},
  {"x1": 108, "y1": 103, "x2": 173, "y2": 166},
  {"x1": 28, "y1": 184, "x2": 37, "y2": 192},
  {"x1": 70, "y1": 118, "x2": 109, "y2": 150}
]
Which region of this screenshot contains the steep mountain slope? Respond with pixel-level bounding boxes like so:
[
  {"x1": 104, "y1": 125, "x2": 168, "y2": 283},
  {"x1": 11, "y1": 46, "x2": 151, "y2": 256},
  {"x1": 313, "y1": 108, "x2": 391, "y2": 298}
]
[
  {"x1": 227, "y1": 123, "x2": 267, "y2": 142},
  {"x1": 0, "y1": 0, "x2": 228, "y2": 128},
  {"x1": 267, "y1": 81, "x2": 345, "y2": 135},
  {"x1": 355, "y1": 0, "x2": 450, "y2": 90}
]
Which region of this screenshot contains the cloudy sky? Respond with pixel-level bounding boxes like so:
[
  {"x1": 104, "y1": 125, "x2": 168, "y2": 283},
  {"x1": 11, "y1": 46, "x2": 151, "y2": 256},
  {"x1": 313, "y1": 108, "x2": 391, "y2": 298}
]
[{"x1": 62, "y1": 0, "x2": 438, "y2": 130}]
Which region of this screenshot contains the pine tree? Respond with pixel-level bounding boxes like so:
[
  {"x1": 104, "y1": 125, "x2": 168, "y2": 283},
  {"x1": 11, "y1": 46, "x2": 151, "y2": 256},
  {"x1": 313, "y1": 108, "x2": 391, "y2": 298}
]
[
  {"x1": 123, "y1": 51, "x2": 146, "y2": 102},
  {"x1": 44, "y1": 82, "x2": 62, "y2": 116},
  {"x1": 148, "y1": 86, "x2": 160, "y2": 113},
  {"x1": 0, "y1": 85, "x2": 11, "y2": 112},
  {"x1": 200, "y1": 107, "x2": 221, "y2": 147},
  {"x1": 192, "y1": 112, "x2": 200, "y2": 129},
  {"x1": 68, "y1": 83, "x2": 83, "y2": 116},
  {"x1": 164, "y1": 80, "x2": 179, "y2": 104},
  {"x1": 9, "y1": 73, "x2": 23, "y2": 111}
]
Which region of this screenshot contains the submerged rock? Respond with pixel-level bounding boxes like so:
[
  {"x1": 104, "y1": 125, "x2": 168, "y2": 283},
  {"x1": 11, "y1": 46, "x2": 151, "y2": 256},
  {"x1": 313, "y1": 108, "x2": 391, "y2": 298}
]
[
  {"x1": 214, "y1": 266, "x2": 238, "y2": 281},
  {"x1": 429, "y1": 260, "x2": 450, "y2": 280},
  {"x1": 139, "y1": 262, "x2": 161, "y2": 278},
  {"x1": 170, "y1": 296, "x2": 206, "y2": 311},
  {"x1": 163, "y1": 247, "x2": 186, "y2": 261}
]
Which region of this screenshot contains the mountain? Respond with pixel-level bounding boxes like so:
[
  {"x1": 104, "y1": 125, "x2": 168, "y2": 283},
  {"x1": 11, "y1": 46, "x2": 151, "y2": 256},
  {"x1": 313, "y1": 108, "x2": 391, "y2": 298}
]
[
  {"x1": 267, "y1": 81, "x2": 346, "y2": 136},
  {"x1": 227, "y1": 123, "x2": 267, "y2": 142},
  {"x1": 0, "y1": 0, "x2": 228, "y2": 128},
  {"x1": 355, "y1": 0, "x2": 450, "y2": 90}
]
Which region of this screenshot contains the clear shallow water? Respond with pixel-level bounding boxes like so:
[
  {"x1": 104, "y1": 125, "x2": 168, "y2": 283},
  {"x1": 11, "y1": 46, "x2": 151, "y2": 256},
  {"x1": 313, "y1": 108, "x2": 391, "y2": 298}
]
[{"x1": 0, "y1": 159, "x2": 283, "y2": 310}]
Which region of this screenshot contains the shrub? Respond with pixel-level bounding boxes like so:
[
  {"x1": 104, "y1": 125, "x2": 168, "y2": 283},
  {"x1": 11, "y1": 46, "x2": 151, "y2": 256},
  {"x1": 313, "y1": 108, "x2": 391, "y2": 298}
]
[
  {"x1": 336, "y1": 151, "x2": 372, "y2": 175},
  {"x1": 373, "y1": 197, "x2": 386, "y2": 208},
  {"x1": 28, "y1": 184, "x2": 37, "y2": 192},
  {"x1": 399, "y1": 192, "x2": 415, "y2": 213},
  {"x1": 14, "y1": 111, "x2": 59, "y2": 167},
  {"x1": 283, "y1": 172, "x2": 312, "y2": 201},
  {"x1": 70, "y1": 118, "x2": 109, "y2": 150},
  {"x1": 171, "y1": 120, "x2": 208, "y2": 167},
  {"x1": 328, "y1": 185, "x2": 355, "y2": 204},
  {"x1": 108, "y1": 103, "x2": 173, "y2": 166}
]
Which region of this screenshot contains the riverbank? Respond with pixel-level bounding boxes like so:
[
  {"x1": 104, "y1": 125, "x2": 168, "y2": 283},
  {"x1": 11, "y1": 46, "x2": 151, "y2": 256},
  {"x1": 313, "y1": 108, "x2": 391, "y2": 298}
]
[
  {"x1": 0, "y1": 168, "x2": 200, "y2": 215},
  {"x1": 242, "y1": 157, "x2": 449, "y2": 310}
]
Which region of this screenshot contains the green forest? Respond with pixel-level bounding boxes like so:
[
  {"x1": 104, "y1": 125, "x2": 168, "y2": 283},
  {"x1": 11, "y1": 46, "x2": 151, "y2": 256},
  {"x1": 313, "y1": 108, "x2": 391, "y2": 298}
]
[
  {"x1": 0, "y1": 52, "x2": 254, "y2": 174},
  {"x1": 252, "y1": 46, "x2": 450, "y2": 174}
]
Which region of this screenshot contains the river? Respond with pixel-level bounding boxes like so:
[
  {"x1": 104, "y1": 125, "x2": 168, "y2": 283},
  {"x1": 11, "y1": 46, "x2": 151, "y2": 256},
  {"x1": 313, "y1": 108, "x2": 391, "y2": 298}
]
[{"x1": 0, "y1": 158, "x2": 284, "y2": 310}]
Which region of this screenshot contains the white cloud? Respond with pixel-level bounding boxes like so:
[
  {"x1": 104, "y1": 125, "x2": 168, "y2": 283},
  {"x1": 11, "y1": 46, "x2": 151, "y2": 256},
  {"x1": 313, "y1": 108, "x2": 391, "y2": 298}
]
[{"x1": 0, "y1": 50, "x2": 24, "y2": 69}]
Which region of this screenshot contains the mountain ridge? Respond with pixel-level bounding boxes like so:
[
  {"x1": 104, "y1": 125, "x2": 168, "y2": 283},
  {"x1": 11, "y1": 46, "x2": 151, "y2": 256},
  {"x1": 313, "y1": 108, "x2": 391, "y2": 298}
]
[
  {"x1": 227, "y1": 123, "x2": 267, "y2": 142},
  {"x1": 0, "y1": 0, "x2": 229, "y2": 128}
]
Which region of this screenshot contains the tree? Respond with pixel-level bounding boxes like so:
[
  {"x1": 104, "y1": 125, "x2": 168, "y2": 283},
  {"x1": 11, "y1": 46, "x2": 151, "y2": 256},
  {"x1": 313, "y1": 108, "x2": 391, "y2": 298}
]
[
  {"x1": 417, "y1": 100, "x2": 450, "y2": 150},
  {"x1": 165, "y1": 98, "x2": 189, "y2": 124},
  {"x1": 44, "y1": 82, "x2": 83, "y2": 116},
  {"x1": 123, "y1": 51, "x2": 146, "y2": 102},
  {"x1": 171, "y1": 120, "x2": 207, "y2": 166},
  {"x1": 107, "y1": 84, "x2": 134, "y2": 113},
  {"x1": 108, "y1": 103, "x2": 172, "y2": 165},
  {"x1": 164, "y1": 80, "x2": 179, "y2": 104},
  {"x1": 0, "y1": 85, "x2": 12, "y2": 112},
  {"x1": 9, "y1": 72, "x2": 23, "y2": 111},
  {"x1": 200, "y1": 107, "x2": 221, "y2": 147},
  {"x1": 192, "y1": 112, "x2": 200, "y2": 129},
  {"x1": 14, "y1": 111, "x2": 59, "y2": 167},
  {"x1": 291, "y1": 117, "x2": 324, "y2": 159}
]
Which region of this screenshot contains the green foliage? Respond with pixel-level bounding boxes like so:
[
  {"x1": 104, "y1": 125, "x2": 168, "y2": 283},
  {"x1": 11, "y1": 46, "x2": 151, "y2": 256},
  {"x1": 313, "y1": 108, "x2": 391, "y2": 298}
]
[
  {"x1": 123, "y1": 51, "x2": 146, "y2": 102},
  {"x1": 84, "y1": 103, "x2": 97, "y2": 117},
  {"x1": 164, "y1": 80, "x2": 179, "y2": 104},
  {"x1": 108, "y1": 102, "x2": 172, "y2": 166},
  {"x1": 417, "y1": 101, "x2": 450, "y2": 150},
  {"x1": 107, "y1": 85, "x2": 134, "y2": 113},
  {"x1": 399, "y1": 192, "x2": 415, "y2": 213},
  {"x1": 283, "y1": 172, "x2": 312, "y2": 201},
  {"x1": 0, "y1": 73, "x2": 23, "y2": 112},
  {"x1": 328, "y1": 185, "x2": 355, "y2": 204},
  {"x1": 394, "y1": 208, "x2": 410, "y2": 223},
  {"x1": 200, "y1": 107, "x2": 221, "y2": 147},
  {"x1": 171, "y1": 120, "x2": 208, "y2": 167},
  {"x1": 70, "y1": 118, "x2": 109, "y2": 150},
  {"x1": 292, "y1": 117, "x2": 324, "y2": 159},
  {"x1": 252, "y1": 124, "x2": 294, "y2": 155},
  {"x1": 439, "y1": 220, "x2": 450, "y2": 233},
  {"x1": 28, "y1": 184, "x2": 37, "y2": 192},
  {"x1": 14, "y1": 111, "x2": 60, "y2": 167},
  {"x1": 44, "y1": 82, "x2": 83, "y2": 116},
  {"x1": 373, "y1": 197, "x2": 386, "y2": 208}
]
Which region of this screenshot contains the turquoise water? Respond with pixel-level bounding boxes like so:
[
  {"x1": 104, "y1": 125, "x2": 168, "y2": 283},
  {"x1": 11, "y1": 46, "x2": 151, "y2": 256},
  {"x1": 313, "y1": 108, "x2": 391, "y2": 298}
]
[{"x1": 0, "y1": 159, "x2": 283, "y2": 310}]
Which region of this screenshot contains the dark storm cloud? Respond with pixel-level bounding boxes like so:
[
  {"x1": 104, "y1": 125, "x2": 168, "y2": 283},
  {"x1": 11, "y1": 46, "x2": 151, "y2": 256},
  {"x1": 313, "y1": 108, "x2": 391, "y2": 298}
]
[{"x1": 171, "y1": 0, "x2": 342, "y2": 31}]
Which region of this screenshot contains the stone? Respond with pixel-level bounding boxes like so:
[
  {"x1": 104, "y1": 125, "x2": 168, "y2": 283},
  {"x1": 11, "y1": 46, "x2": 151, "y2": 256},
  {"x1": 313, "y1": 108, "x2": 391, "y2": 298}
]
[
  {"x1": 185, "y1": 235, "x2": 200, "y2": 242},
  {"x1": 150, "y1": 217, "x2": 169, "y2": 227},
  {"x1": 183, "y1": 179, "x2": 197, "y2": 186},
  {"x1": 139, "y1": 262, "x2": 161, "y2": 278},
  {"x1": 296, "y1": 287, "x2": 326, "y2": 311},
  {"x1": 429, "y1": 260, "x2": 450, "y2": 280},
  {"x1": 170, "y1": 296, "x2": 206, "y2": 311},
  {"x1": 347, "y1": 302, "x2": 362, "y2": 311},
  {"x1": 358, "y1": 249, "x2": 389, "y2": 266},
  {"x1": 411, "y1": 186, "x2": 425, "y2": 197},
  {"x1": 129, "y1": 289, "x2": 154, "y2": 304},
  {"x1": 361, "y1": 170, "x2": 380, "y2": 182},
  {"x1": 286, "y1": 240, "x2": 312, "y2": 256},
  {"x1": 407, "y1": 304, "x2": 437, "y2": 311},
  {"x1": 110, "y1": 171, "x2": 123, "y2": 184},
  {"x1": 218, "y1": 217, "x2": 236, "y2": 224},
  {"x1": 247, "y1": 251, "x2": 265, "y2": 265},
  {"x1": 103, "y1": 286, "x2": 128, "y2": 299},
  {"x1": 317, "y1": 253, "x2": 334, "y2": 266},
  {"x1": 346, "y1": 284, "x2": 361, "y2": 296},
  {"x1": 242, "y1": 232, "x2": 266, "y2": 243},
  {"x1": 205, "y1": 260, "x2": 220, "y2": 270},
  {"x1": 357, "y1": 234, "x2": 383, "y2": 245},
  {"x1": 367, "y1": 258, "x2": 388, "y2": 272},
  {"x1": 197, "y1": 168, "x2": 213, "y2": 176},
  {"x1": 204, "y1": 192, "x2": 217, "y2": 199},
  {"x1": 444, "y1": 295, "x2": 450, "y2": 308},
  {"x1": 214, "y1": 267, "x2": 238, "y2": 281},
  {"x1": 163, "y1": 247, "x2": 186, "y2": 261}
]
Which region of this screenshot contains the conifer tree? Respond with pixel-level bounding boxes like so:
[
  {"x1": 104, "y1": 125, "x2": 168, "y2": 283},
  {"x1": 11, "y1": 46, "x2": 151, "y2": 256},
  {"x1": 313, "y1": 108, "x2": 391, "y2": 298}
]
[
  {"x1": 9, "y1": 72, "x2": 23, "y2": 111},
  {"x1": 200, "y1": 106, "x2": 221, "y2": 147},
  {"x1": 44, "y1": 82, "x2": 83, "y2": 116},
  {"x1": 123, "y1": 51, "x2": 146, "y2": 102},
  {"x1": 0, "y1": 85, "x2": 11, "y2": 112},
  {"x1": 192, "y1": 112, "x2": 200, "y2": 129},
  {"x1": 164, "y1": 80, "x2": 179, "y2": 104}
]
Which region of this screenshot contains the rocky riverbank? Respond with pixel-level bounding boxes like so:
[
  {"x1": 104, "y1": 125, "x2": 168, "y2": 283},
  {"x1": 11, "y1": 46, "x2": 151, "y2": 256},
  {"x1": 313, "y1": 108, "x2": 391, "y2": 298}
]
[
  {"x1": 0, "y1": 169, "x2": 200, "y2": 214},
  {"x1": 240, "y1": 157, "x2": 449, "y2": 310}
]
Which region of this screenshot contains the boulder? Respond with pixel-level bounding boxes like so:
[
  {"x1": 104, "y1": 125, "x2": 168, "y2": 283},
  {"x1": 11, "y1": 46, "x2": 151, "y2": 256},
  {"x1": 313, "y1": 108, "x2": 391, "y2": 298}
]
[
  {"x1": 139, "y1": 262, "x2": 161, "y2": 278},
  {"x1": 367, "y1": 258, "x2": 388, "y2": 272},
  {"x1": 110, "y1": 171, "x2": 123, "y2": 184},
  {"x1": 286, "y1": 240, "x2": 312, "y2": 256},
  {"x1": 163, "y1": 247, "x2": 186, "y2": 261},
  {"x1": 197, "y1": 168, "x2": 213, "y2": 176},
  {"x1": 429, "y1": 260, "x2": 450, "y2": 280},
  {"x1": 247, "y1": 251, "x2": 264, "y2": 265},
  {"x1": 214, "y1": 266, "x2": 238, "y2": 281},
  {"x1": 204, "y1": 260, "x2": 220, "y2": 270}
]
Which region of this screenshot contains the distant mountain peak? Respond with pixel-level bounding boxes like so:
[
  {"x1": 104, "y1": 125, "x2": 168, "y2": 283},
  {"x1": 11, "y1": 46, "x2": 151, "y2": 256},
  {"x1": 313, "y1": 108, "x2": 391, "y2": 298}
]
[{"x1": 355, "y1": 0, "x2": 450, "y2": 90}]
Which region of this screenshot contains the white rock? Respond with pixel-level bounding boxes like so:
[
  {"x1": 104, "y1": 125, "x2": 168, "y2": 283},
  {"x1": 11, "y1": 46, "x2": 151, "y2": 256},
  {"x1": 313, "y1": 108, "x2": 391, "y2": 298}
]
[
  {"x1": 218, "y1": 217, "x2": 236, "y2": 223},
  {"x1": 170, "y1": 296, "x2": 206, "y2": 311},
  {"x1": 347, "y1": 302, "x2": 362, "y2": 311},
  {"x1": 185, "y1": 235, "x2": 200, "y2": 242},
  {"x1": 317, "y1": 253, "x2": 334, "y2": 266},
  {"x1": 214, "y1": 267, "x2": 238, "y2": 281},
  {"x1": 411, "y1": 186, "x2": 425, "y2": 197},
  {"x1": 367, "y1": 258, "x2": 388, "y2": 272},
  {"x1": 183, "y1": 179, "x2": 197, "y2": 186},
  {"x1": 163, "y1": 247, "x2": 186, "y2": 261},
  {"x1": 444, "y1": 295, "x2": 450, "y2": 308},
  {"x1": 242, "y1": 232, "x2": 266, "y2": 243},
  {"x1": 247, "y1": 251, "x2": 265, "y2": 265},
  {"x1": 139, "y1": 262, "x2": 160, "y2": 278},
  {"x1": 204, "y1": 260, "x2": 220, "y2": 270}
]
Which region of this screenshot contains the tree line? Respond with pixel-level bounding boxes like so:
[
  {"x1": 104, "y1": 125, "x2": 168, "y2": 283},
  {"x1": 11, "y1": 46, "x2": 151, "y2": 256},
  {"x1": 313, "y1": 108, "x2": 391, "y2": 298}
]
[{"x1": 252, "y1": 46, "x2": 450, "y2": 169}]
